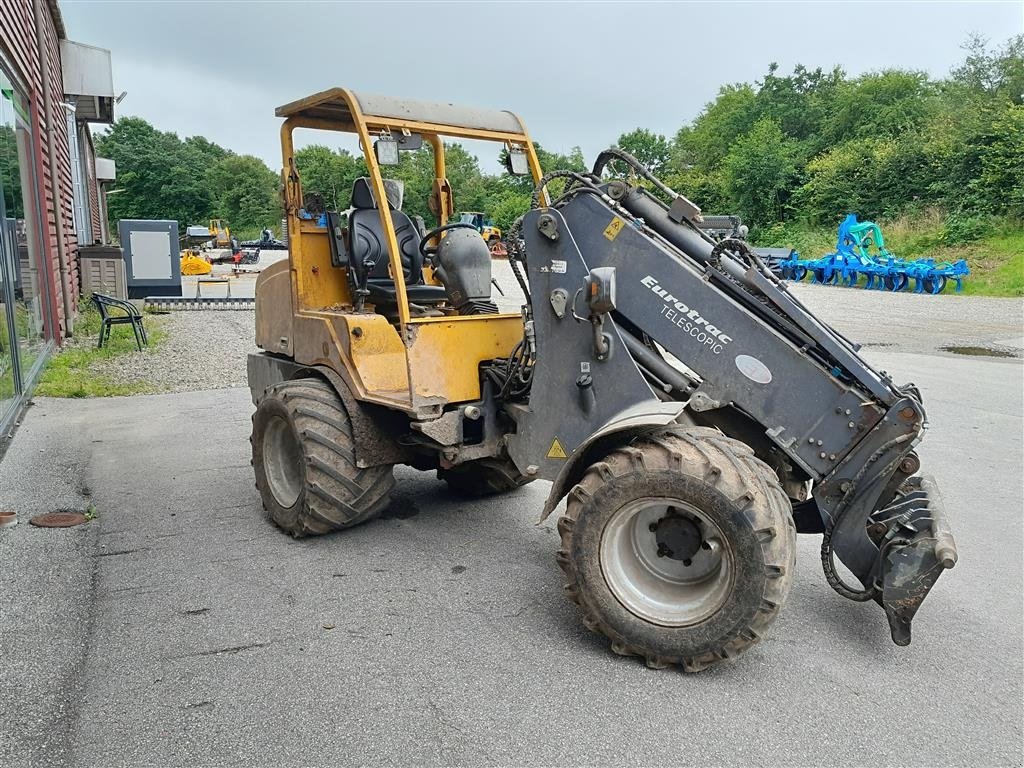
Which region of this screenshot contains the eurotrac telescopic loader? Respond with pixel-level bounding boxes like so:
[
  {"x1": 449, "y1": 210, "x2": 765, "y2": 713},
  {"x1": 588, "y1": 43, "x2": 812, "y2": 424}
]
[{"x1": 247, "y1": 88, "x2": 957, "y2": 671}]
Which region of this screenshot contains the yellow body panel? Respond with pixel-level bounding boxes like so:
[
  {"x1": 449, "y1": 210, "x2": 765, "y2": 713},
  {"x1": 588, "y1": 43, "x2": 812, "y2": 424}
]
[
  {"x1": 291, "y1": 224, "x2": 352, "y2": 310},
  {"x1": 407, "y1": 316, "x2": 523, "y2": 406},
  {"x1": 254, "y1": 260, "x2": 294, "y2": 356},
  {"x1": 342, "y1": 314, "x2": 411, "y2": 400}
]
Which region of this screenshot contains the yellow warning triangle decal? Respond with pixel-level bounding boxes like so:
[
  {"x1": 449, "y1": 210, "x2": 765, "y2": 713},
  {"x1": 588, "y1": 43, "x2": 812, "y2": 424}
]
[{"x1": 547, "y1": 437, "x2": 568, "y2": 459}]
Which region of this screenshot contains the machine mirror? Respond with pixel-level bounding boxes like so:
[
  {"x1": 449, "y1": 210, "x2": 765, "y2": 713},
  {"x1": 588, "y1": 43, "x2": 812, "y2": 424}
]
[
  {"x1": 375, "y1": 138, "x2": 400, "y2": 166},
  {"x1": 586, "y1": 267, "x2": 617, "y2": 315},
  {"x1": 508, "y1": 145, "x2": 530, "y2": 176},
  {"x1": 397, "y1": 132, "x2": 423, "y2": 151}
]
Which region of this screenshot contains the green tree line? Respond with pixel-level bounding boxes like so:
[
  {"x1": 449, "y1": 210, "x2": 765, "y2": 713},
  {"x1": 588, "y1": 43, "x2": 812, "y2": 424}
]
[
  {"x1": 95, "y1": 117, "x2": 280, "y2": 236},
  {"x1": 95, "y1": 35, "x2": 1022, "y2": 240}
]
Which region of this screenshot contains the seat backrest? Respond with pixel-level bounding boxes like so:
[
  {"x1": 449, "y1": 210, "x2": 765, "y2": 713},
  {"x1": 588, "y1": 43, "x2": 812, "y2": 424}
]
[
  {"x1": 348, "y1": 177, "x2": 424, "y2": 286},
  {"x1": 91, "y1": 293, "x2": 109, "y2": 320},
  {"x1": 93, "y1": 293, "x2": 139, "y2": 318}
]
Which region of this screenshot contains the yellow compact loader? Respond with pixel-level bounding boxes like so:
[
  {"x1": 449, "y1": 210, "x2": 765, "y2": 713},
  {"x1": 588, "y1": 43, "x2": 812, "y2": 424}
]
[
  {"x1": 248, "y1": 89, "x2": 956, "y2": 671},
  {"x1": 208, "y1": 218, "x2": 232, "y2": 248}
]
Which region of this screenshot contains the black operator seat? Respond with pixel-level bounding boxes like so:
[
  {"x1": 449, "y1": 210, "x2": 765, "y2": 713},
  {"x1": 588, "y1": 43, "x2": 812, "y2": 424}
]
[{"x1": 347, "y1": 177, "x2": 448, "y2": 305}]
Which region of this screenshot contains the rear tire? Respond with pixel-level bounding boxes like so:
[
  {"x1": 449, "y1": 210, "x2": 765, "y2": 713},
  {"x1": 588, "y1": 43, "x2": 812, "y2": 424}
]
[
  {"x1": 557, "y1": 426, "x2": 795, "y2": 672},
  {"x1": 251, "y1": 377, "x2": 395, "y2": 536},
  {"x1": 439, "y1": 457, "x2": 533, "y2": 497},
  {"x1": 884, "y1": 273, "x2": 908, "y2": 292}
]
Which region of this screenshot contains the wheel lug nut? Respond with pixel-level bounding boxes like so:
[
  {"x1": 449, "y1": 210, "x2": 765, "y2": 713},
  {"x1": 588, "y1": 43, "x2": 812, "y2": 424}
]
[
  {"x1": 700, "y1": 541, "x2": 711, "y2": 551},
  {"x1": 648, "y1": 523, "x2": 658, "y2": 532},
  {"x1": 682, "y1": 559, "x2": 692, "y2": 567}
]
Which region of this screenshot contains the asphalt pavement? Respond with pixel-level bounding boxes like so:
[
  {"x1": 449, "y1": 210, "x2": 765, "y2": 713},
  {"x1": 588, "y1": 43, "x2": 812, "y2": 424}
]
[{"x1": 1, "y1": 313, "x2": 1022, "y2": 766}]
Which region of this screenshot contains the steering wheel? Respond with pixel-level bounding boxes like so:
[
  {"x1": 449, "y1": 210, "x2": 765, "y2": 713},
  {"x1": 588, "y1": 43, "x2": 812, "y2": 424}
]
[{"x1": 419, "y1": 222, "x2": 479, "y2": 261}]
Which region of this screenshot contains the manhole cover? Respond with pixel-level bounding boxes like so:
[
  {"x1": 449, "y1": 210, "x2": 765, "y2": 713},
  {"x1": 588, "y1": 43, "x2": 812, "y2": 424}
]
[{"x1": 29, "y1": 511, "x2": 88, "y2": 528}]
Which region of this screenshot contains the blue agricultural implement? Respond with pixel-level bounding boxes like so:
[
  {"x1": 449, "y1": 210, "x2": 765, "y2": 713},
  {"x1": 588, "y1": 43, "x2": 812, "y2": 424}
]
[{"x1": 779, "y1": 214, "x2": 969, "y2": 294}]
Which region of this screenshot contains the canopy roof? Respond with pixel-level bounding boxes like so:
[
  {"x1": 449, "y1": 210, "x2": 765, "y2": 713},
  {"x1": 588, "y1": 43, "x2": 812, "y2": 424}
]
[{"x1": 276, "y1": 88, "x2": 528, "y2": 137}]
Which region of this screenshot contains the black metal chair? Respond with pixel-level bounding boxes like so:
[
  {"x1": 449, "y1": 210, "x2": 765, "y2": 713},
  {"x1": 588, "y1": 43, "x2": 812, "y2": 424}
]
[{"x1": 92, "y1": 294, "x2": 148, "y2": 351}]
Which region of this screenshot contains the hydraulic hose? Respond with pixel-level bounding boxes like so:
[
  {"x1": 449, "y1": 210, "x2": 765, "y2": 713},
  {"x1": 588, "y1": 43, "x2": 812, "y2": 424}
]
[
  {"x1": 820, "y1": 432, "x2": 915, "y2": 601},
  {"x1": 505, "y1": 216, "x2": 531, "y2": 303},
  {"x1": 591, "y1": 147, "x2": 679, "y2": 202}
]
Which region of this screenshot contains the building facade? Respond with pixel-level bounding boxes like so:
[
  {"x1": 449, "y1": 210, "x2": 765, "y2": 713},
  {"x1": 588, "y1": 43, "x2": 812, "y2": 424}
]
[{"x1": 0, "y1": 0, "x2": 114, "y2": 439}]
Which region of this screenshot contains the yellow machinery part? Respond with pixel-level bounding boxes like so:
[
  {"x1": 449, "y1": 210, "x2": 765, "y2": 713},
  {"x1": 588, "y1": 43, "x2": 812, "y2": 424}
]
[{"x1": 180, "y1": 251, "x2": 212, "y2": 275}]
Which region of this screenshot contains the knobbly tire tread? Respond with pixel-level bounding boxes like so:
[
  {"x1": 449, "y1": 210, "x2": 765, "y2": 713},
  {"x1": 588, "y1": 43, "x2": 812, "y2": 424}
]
[
  {"x1": 557, "y1": 426, "x2": 796, "y2": 672},
  {"x1": 438, "y1": 458, "x2": 534, "y2": 497},
  {"x1": 251, "y1": 378, "x2": 395, "y2": 537}
]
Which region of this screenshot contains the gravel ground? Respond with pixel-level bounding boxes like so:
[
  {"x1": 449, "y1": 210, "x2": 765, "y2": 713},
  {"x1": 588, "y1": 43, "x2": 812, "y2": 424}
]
[
  {"x1": 86, "y1": 263, "x2": 1021, "y2": 396},
  {"x1": 90, "y1": 310, "x2": 255, "y2": 392}
]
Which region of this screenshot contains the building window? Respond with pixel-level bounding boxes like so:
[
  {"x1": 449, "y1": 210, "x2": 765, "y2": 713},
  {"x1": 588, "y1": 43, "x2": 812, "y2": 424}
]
[{"x1": 1, "y1": 64, "x2": 51, "y2": 430}]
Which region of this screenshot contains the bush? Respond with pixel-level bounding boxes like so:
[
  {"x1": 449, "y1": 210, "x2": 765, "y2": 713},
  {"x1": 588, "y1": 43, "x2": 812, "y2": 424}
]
[{"x1": 942, "y1": 213, "x2": 990, "y2": 245}]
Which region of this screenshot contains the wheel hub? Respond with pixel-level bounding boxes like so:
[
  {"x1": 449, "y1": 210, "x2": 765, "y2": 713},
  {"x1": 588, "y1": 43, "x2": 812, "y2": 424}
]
[
  {"x1": 651, "y1": 511, "x2": 702, "y2": 563},
  {"x1": 600, "y1": 498, "x2": 734, "y2": 627},
  {"x1": 262, "y1": 415, "x2": 304, "y2": 508}
]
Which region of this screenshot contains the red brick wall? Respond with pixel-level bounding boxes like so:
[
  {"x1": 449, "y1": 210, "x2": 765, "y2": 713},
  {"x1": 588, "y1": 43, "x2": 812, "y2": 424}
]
[{"x1": 0, "y1": 0, "x2": 79, "y2": 339}]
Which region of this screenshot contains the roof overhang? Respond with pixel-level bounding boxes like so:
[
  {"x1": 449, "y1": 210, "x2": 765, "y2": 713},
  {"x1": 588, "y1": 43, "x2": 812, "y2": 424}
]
[
  {"x1": 276, "y1": 88, "x2": 529, "y2": 140},
  {"x1": 60, "y1": 40, "x2": 114, "y2": 124}
]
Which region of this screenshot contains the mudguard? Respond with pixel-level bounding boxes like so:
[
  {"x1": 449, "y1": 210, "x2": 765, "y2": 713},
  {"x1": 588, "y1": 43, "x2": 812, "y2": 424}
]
[{"x1": 540, "y1": 400, "x2": 690, "y2": 520}]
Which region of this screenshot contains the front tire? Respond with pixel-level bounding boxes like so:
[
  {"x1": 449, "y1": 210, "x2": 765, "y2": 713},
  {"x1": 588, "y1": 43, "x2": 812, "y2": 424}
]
[
  {"x1": 557, "y1": 426, "x2": 795, "y2": 671},
  {"x1": 251, "y1": 377, "x2": 395, "y2": 536}
]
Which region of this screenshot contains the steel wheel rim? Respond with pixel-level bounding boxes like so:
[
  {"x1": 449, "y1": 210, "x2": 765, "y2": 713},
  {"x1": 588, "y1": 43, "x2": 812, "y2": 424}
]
[
  {"x1": 263, "y1": 415, "x2": 304, "y2": 508},
  {"x1": 600, "y1": 497, "x2": 734, "y2": 627}
]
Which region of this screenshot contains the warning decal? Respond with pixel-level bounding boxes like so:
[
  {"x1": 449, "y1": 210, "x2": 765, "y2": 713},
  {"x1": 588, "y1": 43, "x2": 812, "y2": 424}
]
[
  {"x1": 547, "y1": 438, "x2": 568, "y2": 459},
  {"x1": 603, "y1": 217, "x2": 625, "y2": 241}
]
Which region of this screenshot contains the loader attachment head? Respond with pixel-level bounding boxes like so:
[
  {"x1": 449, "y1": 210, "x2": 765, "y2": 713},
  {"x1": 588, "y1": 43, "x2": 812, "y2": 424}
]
[{"x1": 867, "y1": 475, "x2": 957, "y2": 645}]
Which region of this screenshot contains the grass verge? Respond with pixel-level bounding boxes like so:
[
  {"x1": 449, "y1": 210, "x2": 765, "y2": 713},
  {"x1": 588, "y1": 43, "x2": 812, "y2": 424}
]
[
  {"x1": 34, "y1": 300, "x2": 167, "y2": 398},
  {"x1": 757, "y1": 212, "x2": 1024, "y2": 297}
]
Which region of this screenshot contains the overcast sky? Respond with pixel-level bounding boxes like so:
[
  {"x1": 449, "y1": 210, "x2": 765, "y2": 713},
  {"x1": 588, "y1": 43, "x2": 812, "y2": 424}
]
[{"x1": 60, "y1": 1, "x2": 1023, "y2": 173}]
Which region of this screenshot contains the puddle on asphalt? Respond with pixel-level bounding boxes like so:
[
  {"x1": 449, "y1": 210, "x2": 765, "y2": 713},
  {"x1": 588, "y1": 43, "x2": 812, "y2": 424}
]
[{"x1": 940, "y1": 345, "x2": 1020, "y2": 359}]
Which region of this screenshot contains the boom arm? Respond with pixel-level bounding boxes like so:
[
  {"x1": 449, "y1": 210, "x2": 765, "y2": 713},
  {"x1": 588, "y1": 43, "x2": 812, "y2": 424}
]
[{"x1": 505, "y1": 170, "x2": 955, "y2": 646}]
